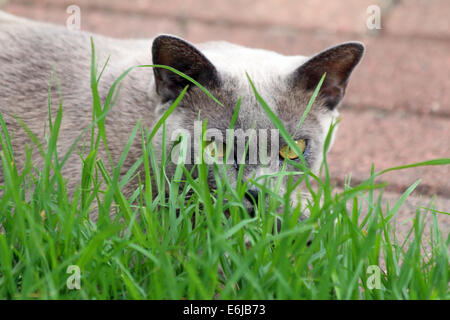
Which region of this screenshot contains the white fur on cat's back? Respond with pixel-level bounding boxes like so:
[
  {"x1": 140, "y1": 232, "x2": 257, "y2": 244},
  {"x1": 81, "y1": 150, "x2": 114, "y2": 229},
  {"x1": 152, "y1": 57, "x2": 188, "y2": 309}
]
[{"x1": 0, "y1": 10, "x2": 21, "y2": 23}]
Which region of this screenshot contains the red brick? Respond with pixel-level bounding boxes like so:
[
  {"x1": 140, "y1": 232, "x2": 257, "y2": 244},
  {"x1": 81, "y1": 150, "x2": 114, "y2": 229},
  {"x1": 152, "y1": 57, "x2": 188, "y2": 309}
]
[
  {"x1": 9, "y1": 0, "x2": 392, "y2": 35},
  {"x1": 4, "y1": 3, "x2": 184, "y2": 38},
  {"x1": 348, "y1": 36, "x2": 450, "y2": 116},
  {"x1": 328, "y1": 109, "x2": 450, "y2": 197},
  {"x1": 185, "y1": 20, "x2": 358, "y2": 55},
  {"x1": 384, "y1": 0, "x2": 450, "y2": 39}
]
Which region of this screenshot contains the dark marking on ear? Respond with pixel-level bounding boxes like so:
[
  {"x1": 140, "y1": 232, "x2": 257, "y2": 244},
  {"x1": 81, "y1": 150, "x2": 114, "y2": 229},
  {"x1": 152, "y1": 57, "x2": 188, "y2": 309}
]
[
  {"x1": 291, "y1": 42, "x2": 365, "y2": 110},
  {"x1": 152, "y1": 35, "x2": 221, "y2": 102}
]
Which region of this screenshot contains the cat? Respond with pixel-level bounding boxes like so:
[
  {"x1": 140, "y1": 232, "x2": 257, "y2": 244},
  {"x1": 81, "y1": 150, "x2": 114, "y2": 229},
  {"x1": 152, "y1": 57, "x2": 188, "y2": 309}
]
[{"x1": 0, "y1": 12, "x2": 364, "y2": 218}]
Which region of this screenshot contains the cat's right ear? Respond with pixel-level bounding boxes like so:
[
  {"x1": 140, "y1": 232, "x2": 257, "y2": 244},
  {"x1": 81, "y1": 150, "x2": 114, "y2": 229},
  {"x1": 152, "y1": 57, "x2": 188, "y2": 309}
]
[
  {"x1": 290, "y1": 42, "x2": 364, "y2": 110},
  {"x1": 152, "y1": 35, "x2": 220, "y2": 102}
]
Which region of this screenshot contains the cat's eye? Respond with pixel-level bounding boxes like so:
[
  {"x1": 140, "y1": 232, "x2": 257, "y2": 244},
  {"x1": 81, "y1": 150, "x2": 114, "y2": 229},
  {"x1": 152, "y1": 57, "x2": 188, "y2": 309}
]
[
  {"x1": 279, "y1": 139, "x2": 306, "y2": 160},
  {"x1": 205, "y1": 140, "x2": 225, "y2": 159}
]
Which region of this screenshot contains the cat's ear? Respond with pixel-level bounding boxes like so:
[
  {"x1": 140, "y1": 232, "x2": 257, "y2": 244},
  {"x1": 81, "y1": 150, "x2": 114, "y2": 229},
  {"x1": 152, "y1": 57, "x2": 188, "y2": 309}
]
[
  {"x1": 152, "y1": 35, "x2": 220, "y2": 102},
  {"x1": 291, "y1": 42, "x2": 364, "y2": 110}
]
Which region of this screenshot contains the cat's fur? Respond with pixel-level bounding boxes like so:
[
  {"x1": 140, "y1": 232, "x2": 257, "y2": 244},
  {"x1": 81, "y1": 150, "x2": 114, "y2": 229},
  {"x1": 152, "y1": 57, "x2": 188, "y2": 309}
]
[{"x1": 0, "y1": 12, "x2": 364, "y2": 216}]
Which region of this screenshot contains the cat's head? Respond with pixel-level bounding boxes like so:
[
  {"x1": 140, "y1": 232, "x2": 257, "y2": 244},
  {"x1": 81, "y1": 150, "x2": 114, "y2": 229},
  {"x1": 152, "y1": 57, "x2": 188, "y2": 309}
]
[{"x1": 151, "y1": 35, "x2": 364, "y2": 216}]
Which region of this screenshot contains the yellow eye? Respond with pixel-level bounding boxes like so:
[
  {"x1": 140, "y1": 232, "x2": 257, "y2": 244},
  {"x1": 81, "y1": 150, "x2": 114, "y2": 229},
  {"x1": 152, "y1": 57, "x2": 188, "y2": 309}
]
[
  {"x1": 279, "y1": 139, "x2": 306, "y2": 160},
  {"x1": 205, "y1": 141, "x2": 225, "y2": 159}
]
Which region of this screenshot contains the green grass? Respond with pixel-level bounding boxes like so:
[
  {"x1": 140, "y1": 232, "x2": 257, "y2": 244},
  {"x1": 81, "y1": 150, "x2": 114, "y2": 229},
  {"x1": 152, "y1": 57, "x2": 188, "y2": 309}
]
[{"x1": 0, "y1": 42, "x2": 448, "y2": 300}]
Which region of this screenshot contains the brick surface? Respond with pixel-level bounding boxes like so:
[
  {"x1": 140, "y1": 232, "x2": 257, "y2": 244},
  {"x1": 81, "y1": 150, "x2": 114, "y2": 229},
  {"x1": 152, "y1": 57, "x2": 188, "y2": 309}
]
[
  {"x1": 185, "y1": 19, "x2": 360, "y2": 55},
  {"x1": 348, "y1": 36, "x2": 450, "y2": 116},
  {"x1": 328, "y1": 109, "x2": 450, "y2": 197},
  {"x1": 4, "y1": 3, "x2": 185, "y2": 38},
  {"x1": 7, "y1": 0, "x2": 394, "y2": 35},
  {"x1": 384, "y1": 0, "x2": 450, "y2": 39}
]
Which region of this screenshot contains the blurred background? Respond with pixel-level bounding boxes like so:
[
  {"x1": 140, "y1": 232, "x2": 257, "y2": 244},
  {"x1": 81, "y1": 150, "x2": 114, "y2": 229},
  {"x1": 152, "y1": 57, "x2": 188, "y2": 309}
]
[{"x1": 1, "y1": 0, "x2": 449, "y2": 224}]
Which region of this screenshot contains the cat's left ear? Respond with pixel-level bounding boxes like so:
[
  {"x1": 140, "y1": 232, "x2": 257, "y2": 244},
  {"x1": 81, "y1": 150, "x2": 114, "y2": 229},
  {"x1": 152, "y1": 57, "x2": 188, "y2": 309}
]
[
  {"x1": 152, "y1": 35, "x2": 220, "y2": 102},
  {"x1": 291, "y1": 42, "x2": 365, "y2": 110}
]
